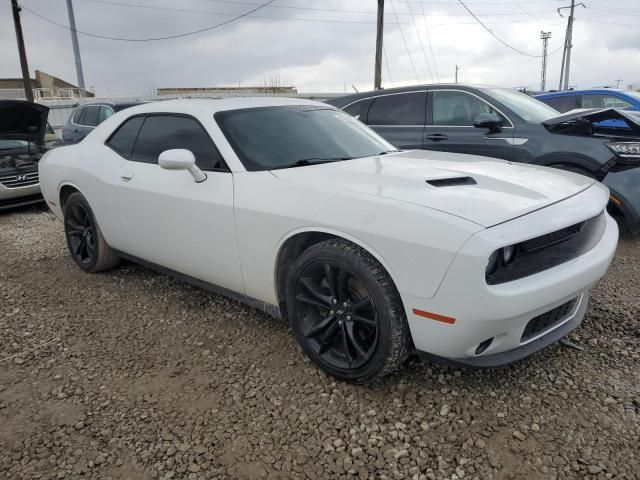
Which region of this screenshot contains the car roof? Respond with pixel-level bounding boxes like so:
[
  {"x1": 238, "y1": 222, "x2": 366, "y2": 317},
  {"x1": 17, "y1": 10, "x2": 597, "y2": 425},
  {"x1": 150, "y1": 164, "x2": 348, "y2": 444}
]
[
  {"x1": 325, "y1": 83, "x2": 498, "y2": 107},
  {"x1": 536, "y1": 89, "x2": 628, "y2": 98},
  {"x1": 110, "y1": 97, "x2": 330, "y2": 117}
]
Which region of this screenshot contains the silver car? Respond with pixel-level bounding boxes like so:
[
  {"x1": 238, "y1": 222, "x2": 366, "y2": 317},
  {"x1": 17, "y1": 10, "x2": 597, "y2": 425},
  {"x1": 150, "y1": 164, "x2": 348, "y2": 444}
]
[{"x1": 0, "y1": 100, "x2": 49, "y2": 210}]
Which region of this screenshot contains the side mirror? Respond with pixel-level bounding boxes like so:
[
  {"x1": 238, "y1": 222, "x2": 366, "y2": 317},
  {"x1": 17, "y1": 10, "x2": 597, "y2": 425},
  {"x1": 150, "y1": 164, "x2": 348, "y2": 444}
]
[
  {"x1": 473, "y1": 112, "x2": 504, "y2": 132},
  {"x1": 158, "y1": 149, "x2": 207, "y2": 183}
]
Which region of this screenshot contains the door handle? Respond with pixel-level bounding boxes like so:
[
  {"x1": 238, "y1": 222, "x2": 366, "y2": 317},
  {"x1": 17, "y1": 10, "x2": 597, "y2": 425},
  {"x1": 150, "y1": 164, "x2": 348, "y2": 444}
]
[
  {"x1": 425, "y1": 134, "x2": 448, "y2": 141},
  {"x1": 73, "y1": 128, "x2": 79, "y2": 133},
  {"x1": 120, "y1": 170, "x2": 134, "y2": 181}
]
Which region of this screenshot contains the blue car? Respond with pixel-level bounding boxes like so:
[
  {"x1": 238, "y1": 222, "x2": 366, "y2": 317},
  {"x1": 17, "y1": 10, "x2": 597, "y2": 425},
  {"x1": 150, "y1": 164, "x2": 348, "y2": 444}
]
[{"x1": 536, "y1": 89, "x2": 640, "y2": 128}]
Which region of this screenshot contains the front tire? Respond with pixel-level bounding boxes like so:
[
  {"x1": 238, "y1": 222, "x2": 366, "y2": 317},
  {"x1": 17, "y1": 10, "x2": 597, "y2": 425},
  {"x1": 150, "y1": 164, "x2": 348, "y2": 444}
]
[
  {"x1": 63, "y1": 192, "x2": 120, "y2": 272},
  {"x1": 286, "y1": 239, "x2": 411, "y2": 383}
]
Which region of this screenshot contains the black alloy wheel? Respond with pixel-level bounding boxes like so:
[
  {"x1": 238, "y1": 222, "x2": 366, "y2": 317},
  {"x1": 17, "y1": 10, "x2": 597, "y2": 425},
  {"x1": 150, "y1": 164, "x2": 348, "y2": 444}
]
[
  {"x1": 286, "y1": 238, "x2": 411, "y2": 383},
  {"x1": 62, "y1": 192, "x2": 120, "y2": 272},
  {"x1": 294, "y1": 260, "x2": 379, "y2": 370},
  {"x1": 65, "y1": 202, "x2": 97, "y2": 266}
]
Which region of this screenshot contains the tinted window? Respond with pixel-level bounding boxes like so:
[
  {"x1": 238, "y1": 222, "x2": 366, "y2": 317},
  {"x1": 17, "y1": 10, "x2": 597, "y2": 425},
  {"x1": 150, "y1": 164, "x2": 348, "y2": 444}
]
[
  {"x1": 433, "y1": 91, "x2": 505, "y2": 126},
  {"x1": 215, "y1": 106, "x2": 396, "y2": 171},
  {"x1": 72, "y1": 108, "x2": 83, "y2": 124},
  {"x1": 131, "y1": 115, "x2": 226, "y2": 171},
  {"x1": 82, "y1": 106, "x2": 100, "y2": 127},
  {"x1": 106, "y1": 116, "x2": 144, "y2": 158},
  {"x1": 483, "y1": 88, "x2": 557, "y2": 122},
  {"x1": 98, "y1": 106, "x2": 114, "y2": 124},
  {"x1": 540, "y1": 95, "x2": 577, "y2": 113},
  {"x1": 367, "y1": 92, "x2": 426, "y2": 125},
  {"x1": 344, "y1": 99, "x2": 373, "y2": 122},
  {"x1": 580, "y1": 94, "x2": 631, "y2": 109}
]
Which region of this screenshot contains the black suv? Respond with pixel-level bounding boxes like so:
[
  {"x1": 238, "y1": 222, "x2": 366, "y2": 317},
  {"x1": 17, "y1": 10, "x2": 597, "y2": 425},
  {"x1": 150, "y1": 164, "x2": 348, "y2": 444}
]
[{"x1": 327, "y1": 84, "x2": 640, "y2": 235}]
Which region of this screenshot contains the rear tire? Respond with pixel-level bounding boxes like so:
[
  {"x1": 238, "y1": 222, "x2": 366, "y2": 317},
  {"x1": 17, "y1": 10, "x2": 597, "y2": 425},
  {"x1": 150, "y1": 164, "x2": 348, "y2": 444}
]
[
  {"x1": 63, "y1": 192, "x2": 120, "y2": 272},
  {"x1": 286, "y1": 238, "x2": 411, "y2": 383}
]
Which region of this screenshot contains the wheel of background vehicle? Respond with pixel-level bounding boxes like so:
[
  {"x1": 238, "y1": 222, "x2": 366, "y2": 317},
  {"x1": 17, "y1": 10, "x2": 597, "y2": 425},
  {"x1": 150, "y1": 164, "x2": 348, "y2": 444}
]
[
  {"x1": 286, "y1": 238, "x2": 412, "y2": 383},
  {"x1": 62, "y1": 192, "x2": 120, "y2": 272}
]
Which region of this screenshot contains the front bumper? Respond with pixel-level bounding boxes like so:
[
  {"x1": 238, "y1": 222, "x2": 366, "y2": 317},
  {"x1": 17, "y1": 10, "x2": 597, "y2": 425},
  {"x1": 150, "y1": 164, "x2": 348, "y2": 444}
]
[
  {"x1": 603, "y1": 167, "x2": 640, "y2": 235},
  {"x1": 402, "y1": 184, "x2": 618, "y2": 366},
  {"x1": 0, "y1": 182, "x2": 43, "y2": 210},
  {"x1": 418, "y1": 292, "x2": 588, "y2": 367}
]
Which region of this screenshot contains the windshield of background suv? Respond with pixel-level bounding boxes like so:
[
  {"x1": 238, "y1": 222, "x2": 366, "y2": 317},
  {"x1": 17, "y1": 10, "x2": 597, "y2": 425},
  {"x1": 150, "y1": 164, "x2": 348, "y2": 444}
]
[
  {"x1": 215, "y1": 106, "x2": 396, "y2": 171},
  {"x1": 483, "y1": 88, "x2": 560, "y2": 123}
]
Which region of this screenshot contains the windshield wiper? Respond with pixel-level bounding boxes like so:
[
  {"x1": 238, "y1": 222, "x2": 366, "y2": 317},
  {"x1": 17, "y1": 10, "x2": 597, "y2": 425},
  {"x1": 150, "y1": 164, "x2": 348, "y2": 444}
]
[
  {"x1": 376, "y1": 150, "x2": 400, "y2": 155},
  {"x1": 270, "y1": 157, "x2": 352, "y2": 170}
]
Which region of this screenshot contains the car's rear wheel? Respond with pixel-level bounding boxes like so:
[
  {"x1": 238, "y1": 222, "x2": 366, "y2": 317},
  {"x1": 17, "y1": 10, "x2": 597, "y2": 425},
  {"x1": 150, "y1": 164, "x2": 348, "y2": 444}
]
[
  {"x1": 286, "y1": 238, "x2": 411, "y2": 383},
  {"x1": 63, "y1": 192, "x2": 119, "y2": 272}
]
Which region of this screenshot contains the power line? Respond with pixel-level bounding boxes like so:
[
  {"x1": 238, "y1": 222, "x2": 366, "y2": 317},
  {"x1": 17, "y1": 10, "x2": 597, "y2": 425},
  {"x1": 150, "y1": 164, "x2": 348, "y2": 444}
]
[
  {"x1": 19, "y1": 0, "x2": 277, "y2": 41},
  {"x1": 406, "y1": 1, "x2": 434, "y2": 82},
  {"x1": 456, "y1": 0, "x2": 559, "y2": 57},
  {"x1": 77, "y1": 0, "x2": 571, "y2": 19},
  {"x1": 383, "y1": 45, "x2": 394, "y2": 87},
  {"x1": 390, "y1": 0, "x2": 420, "y2": 82},
  {"x1": 420, "y1": 1, "x2": 440, "y2": 82}
]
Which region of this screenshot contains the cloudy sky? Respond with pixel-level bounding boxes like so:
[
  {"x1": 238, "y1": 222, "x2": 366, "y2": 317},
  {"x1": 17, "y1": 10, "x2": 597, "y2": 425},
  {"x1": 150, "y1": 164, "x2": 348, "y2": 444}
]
[{"x1": 1, "y1": 0, "x2": 639, "y2": 97}]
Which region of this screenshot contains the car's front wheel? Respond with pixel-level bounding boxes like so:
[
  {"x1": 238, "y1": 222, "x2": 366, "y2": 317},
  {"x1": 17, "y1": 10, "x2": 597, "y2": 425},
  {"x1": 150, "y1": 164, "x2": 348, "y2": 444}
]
[
  {"x1": 286, "y1": 238, "x2": 411, "y2": 383},
  {"x1": 63, "y1": 192, "x2": 120, "y2": 272}
]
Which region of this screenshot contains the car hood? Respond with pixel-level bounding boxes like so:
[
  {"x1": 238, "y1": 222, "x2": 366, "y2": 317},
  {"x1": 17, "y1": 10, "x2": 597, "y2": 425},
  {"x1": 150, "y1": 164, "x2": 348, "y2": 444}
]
[
  {"x1": 543, "y1": 107, "x2": 640, "y2": 136},
  {"x1": 271, "y1": 150, "x2": 595, "y2": 228},
  {"x1": 0, "y1": 100, "x2": 49, "y2": 145}
]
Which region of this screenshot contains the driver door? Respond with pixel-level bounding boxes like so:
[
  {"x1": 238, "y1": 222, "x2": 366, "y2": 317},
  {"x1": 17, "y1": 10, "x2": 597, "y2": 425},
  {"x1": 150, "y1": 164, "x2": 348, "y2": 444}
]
[
  {"x1": 422, "y1": 90, "x2": 514, "y2": 161},
  {"x1": 108, "y1": 113, "x2": 244, "y2": 294}
]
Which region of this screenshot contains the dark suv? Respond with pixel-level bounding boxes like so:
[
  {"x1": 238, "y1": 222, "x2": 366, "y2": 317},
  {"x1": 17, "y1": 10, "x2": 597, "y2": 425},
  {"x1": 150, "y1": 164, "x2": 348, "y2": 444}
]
[
  {"x1": 62, "y1": 101, "x2": 142, "y2": 144},
  {"x1": 327, "y1": 84, "x2": 640, "y2": 235}
]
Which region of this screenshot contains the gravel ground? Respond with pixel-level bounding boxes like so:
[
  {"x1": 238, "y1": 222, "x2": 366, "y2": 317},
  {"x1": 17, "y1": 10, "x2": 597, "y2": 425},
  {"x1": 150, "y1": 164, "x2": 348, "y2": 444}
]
[{"x1": 0, "y1": 206, "x2": 638, "y2": 480}]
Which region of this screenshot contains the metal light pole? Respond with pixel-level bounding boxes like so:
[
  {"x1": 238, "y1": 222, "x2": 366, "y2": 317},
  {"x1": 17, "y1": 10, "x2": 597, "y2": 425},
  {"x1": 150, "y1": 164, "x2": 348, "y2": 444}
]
[
  {"x1": 66, "y1": 0, "x2": 86, "y2": 96},
  {"x1": 540, "y1": 31, "x2": 551, "y2": 92},
  {"x1": 10, "y1": 0, "x2": 33, "y2": 102},
  {"x1": 374, "y1": 0, "x2": 384, "y2": 90},
  {"x1": 558, "y1": 0, "x2": 585, "y2": 90},
  {"x1": 455, "y1": 65, "x2": 460, "y2": 83}
]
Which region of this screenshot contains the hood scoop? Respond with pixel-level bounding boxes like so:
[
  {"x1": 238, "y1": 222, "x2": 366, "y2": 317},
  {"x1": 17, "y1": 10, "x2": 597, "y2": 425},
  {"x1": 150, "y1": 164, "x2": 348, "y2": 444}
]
[{"x1": 426, "y1": 176, "x2": 477, "y2": 187}]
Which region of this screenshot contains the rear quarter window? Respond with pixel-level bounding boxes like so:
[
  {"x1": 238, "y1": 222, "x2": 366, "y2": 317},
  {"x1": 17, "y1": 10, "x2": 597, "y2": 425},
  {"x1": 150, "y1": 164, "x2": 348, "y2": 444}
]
[{"x1": 106, "y1": 116, "x2": 145, "y2": 158}]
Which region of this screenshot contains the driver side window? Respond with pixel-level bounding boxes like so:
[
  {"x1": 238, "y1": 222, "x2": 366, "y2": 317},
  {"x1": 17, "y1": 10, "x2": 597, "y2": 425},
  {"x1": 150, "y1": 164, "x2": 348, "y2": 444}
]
[
  {"x1": 432, "y1": 91, "x2": 505, "y2": 126},
  {"x1": 106, "y1": 114, "x2": 228, "y2": 172}
]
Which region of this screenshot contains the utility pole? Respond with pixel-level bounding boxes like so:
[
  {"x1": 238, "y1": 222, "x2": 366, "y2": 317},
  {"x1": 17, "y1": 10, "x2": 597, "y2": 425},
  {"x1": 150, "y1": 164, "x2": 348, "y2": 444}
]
[
  {"x1": 615, "y1": 79, "x2": 622, "y2": 88},
  {"x1": 455, "y1": 65, "x2": 459, "y2": 83},
  {"x1": 10, "y1": 0, "x2": 34, "y2": 102},
  {"x1": 66, "y1": 0, "x2": 86, "y2": 96},
  {"x1": 540, "y1": 31, "x2": 551, "y2": 91},
  {"x1": 374, "y1": 0, "x2": 384, "y2": 90},
  {"x1": 558, "y1": 0, "x2": 585, "y2": 91}
]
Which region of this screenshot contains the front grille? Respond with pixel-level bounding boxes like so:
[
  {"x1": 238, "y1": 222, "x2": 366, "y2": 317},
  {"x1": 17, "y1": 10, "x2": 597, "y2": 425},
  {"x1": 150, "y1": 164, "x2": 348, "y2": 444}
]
[
  {"x1": 521, "y1": 298, "x2": 578, "y2": 343},
  {"x1": 0, "y1": 171, "x2": 39, "y2": 188},
  {"x1": 487, "y1": 212, "x2": 606, "y2": 285}
]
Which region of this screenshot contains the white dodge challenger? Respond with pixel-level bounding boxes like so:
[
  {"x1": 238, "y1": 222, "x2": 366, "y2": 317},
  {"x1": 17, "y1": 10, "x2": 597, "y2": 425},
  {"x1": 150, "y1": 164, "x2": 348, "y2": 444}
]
[{"x1": 39, "y1": 98, "x2": 618, "y2": 382}]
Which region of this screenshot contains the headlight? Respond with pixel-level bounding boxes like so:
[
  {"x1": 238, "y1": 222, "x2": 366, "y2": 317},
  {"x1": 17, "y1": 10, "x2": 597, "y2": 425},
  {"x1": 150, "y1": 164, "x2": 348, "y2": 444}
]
[
  {"x1": 486, "y1": 250, "x2": 500, "y2": 276},
  {"x1": 607, "y1": 142, "x2": 640, "y2": 164},
  {"x1": 502, "y1": 244, "x2": 518, "y2": 266},
  {"x1": 486, "y1": 245, "x2": 519, "y2": 278}
]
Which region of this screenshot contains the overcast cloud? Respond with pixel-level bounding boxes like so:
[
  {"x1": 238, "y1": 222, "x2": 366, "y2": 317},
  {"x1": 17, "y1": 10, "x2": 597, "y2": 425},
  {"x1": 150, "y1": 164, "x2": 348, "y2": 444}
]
[{"x1": 1, "y1": 0, "x2": 639, "y2": 97}]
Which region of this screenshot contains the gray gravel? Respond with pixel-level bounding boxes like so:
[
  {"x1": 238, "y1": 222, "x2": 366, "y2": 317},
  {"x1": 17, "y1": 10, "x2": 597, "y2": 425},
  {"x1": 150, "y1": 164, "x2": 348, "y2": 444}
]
[{"x1": 1, "y1": 206, "x2": 639, "y2": 480}]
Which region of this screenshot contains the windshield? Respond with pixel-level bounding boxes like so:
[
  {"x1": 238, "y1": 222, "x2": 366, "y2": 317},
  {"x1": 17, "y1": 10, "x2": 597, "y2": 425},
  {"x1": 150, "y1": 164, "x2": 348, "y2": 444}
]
[
  {"x1": 214, "y1": 106, "x2": 396, "y2": 171},
  {"x1": 482, "y1": 88, "x2": 560, "y2": 123},
  {"x1": 624, "y1": 90, "x2": 640, "y2": 103}
]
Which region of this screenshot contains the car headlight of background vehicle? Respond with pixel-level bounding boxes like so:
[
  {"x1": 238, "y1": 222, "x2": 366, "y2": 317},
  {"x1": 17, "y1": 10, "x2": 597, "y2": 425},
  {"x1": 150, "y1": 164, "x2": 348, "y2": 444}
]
[{"x1": 607, "y1": 142, "x2": 640, "y2": 164}]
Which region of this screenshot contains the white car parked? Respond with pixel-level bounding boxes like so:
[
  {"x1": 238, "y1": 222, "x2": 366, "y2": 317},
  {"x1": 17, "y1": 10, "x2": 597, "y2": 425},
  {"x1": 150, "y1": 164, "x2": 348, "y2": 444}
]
[{"x1": 39, "y1": 98, "x2": 618, "y2": 382}]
